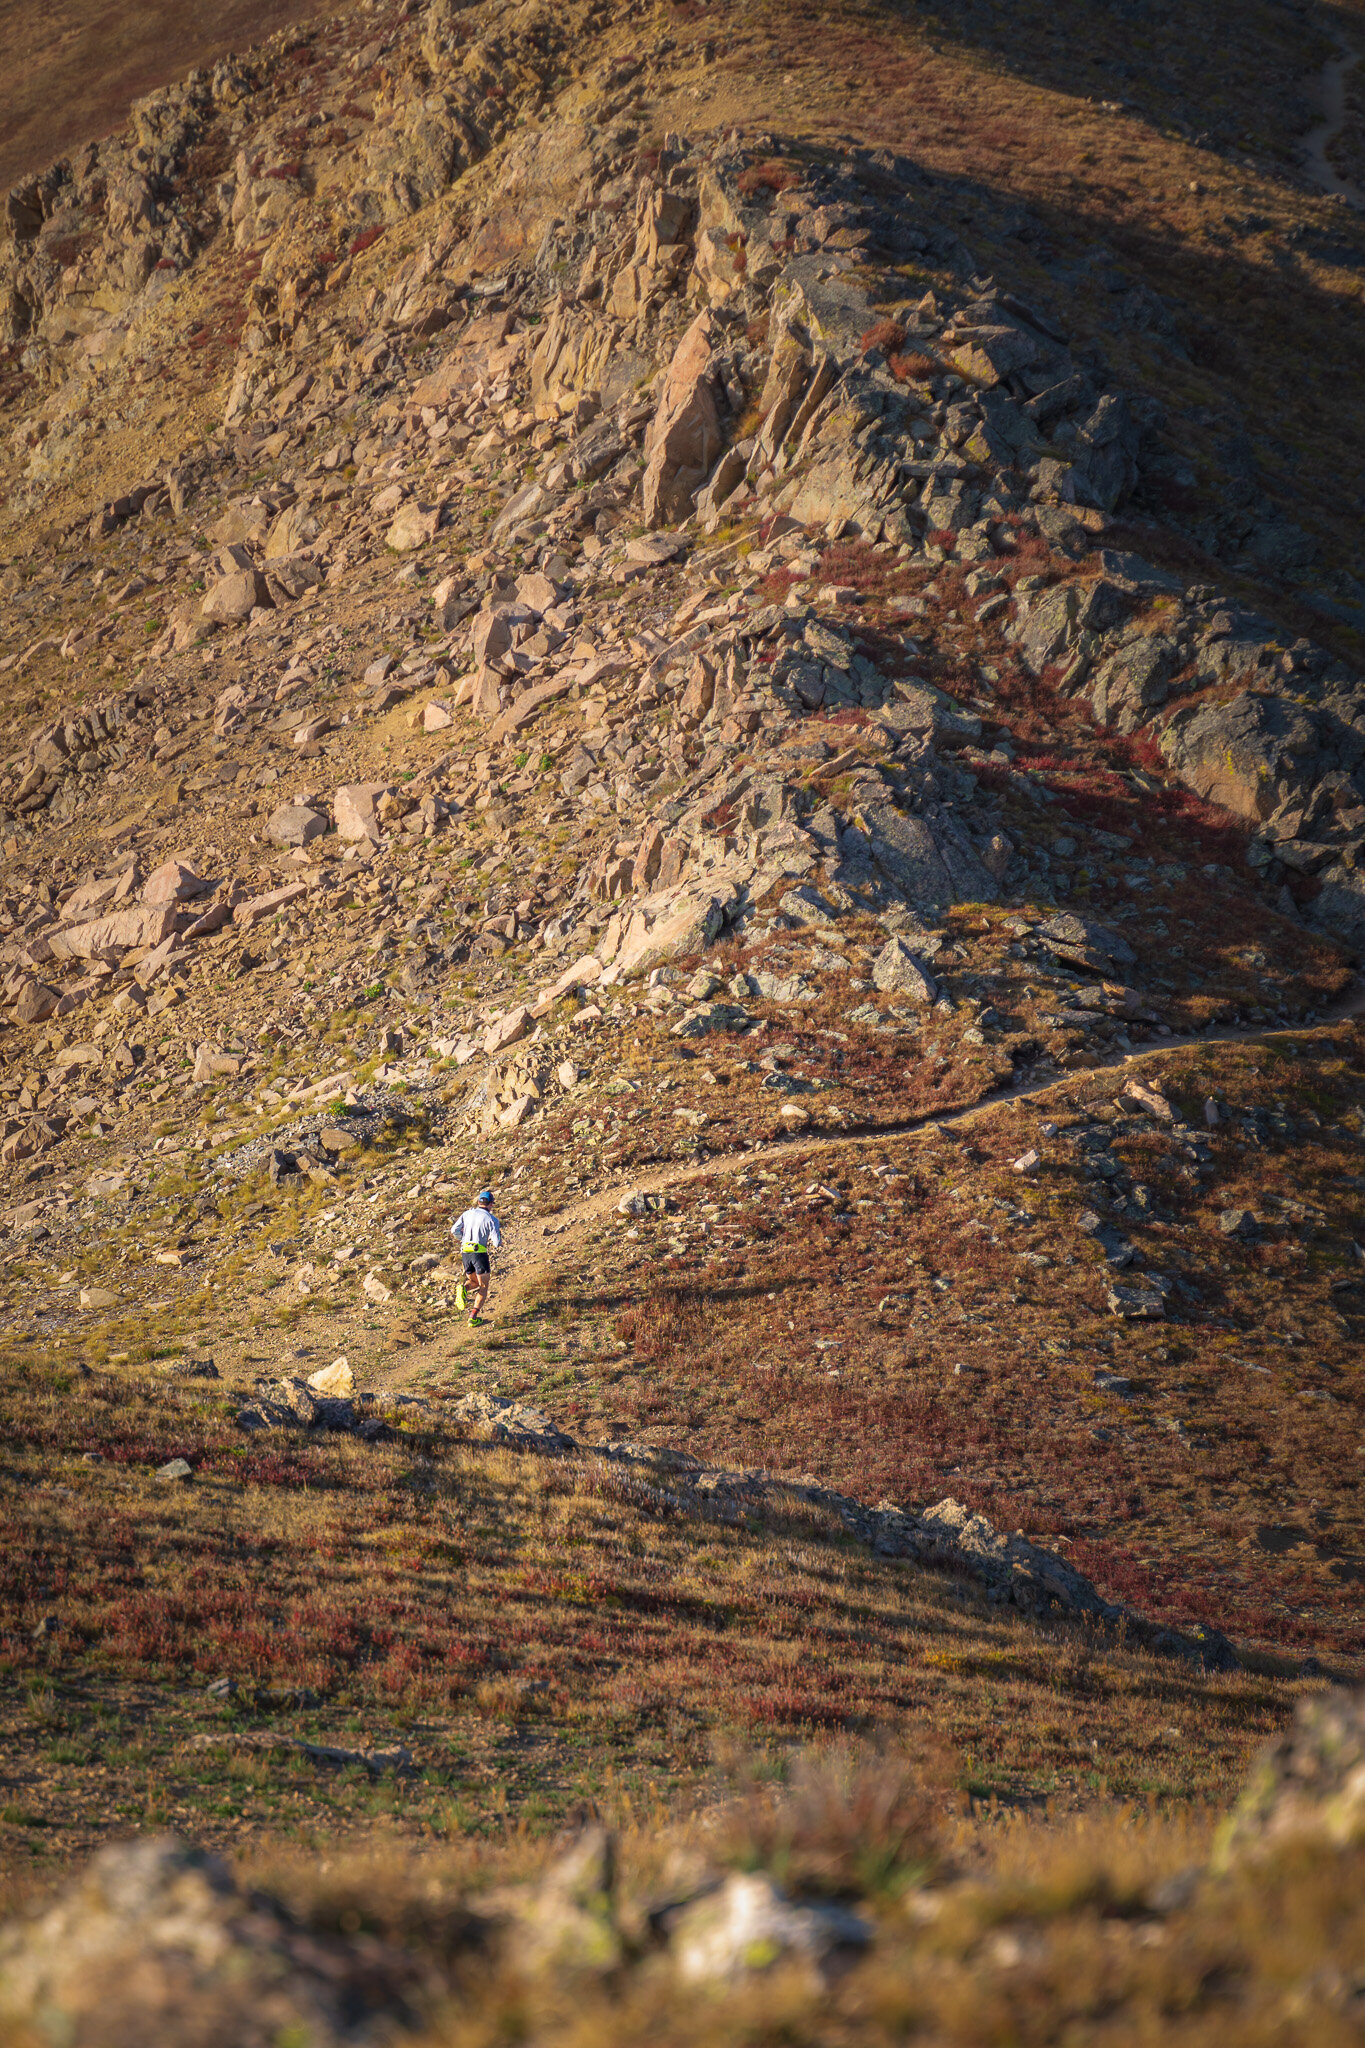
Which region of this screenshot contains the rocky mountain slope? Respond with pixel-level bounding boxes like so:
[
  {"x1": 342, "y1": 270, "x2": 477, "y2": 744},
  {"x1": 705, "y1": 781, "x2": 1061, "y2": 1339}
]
[{"x1": 0, "y1": 0, "x2": 1363, "y2": 2034}]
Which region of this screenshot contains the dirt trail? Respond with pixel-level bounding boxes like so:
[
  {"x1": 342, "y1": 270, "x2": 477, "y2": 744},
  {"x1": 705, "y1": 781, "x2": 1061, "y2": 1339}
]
[
  {"x1": 1304, "y1": 22, "x2": 1365, "y2": 207},
  {"x1": 383, "y1": 990, "x2": 1363, "y2": 1384}
]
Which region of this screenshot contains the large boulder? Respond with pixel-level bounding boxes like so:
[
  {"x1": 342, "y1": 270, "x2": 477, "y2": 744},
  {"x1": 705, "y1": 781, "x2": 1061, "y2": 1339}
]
[
  {"x1": 471, "y1": 605, "x2": 518, "y2": 669},
  {"x1": 495, "y1": 1827, "x2": 623, "y2": 1976},
  {"x1": 266, "y1": 803, "x2": 327, "y2": 848},
  {"x1": 529, "y1": 304, "x2": 619, "y2": 418},
  {"x1": 670, "y1": 1873, "x2": 869, "y2": 1987},
  {"x1": 263, "y1": 502, "x2": 318, "y2": 559},
  {"x1": 1067, "y1": 392, "x2": 1143, "y2": 511},
  {"x1": 1159, "y1": 690, "x2": 1357, "y2": 824},
  {"x1": 58, "y1": 904, "x2": 183, "y2": 959},
  {"x1": 753, "y1": 328, "x2": 812, "y2": 463},
  {"x1": 1015, "y1": 576, "x2": 1136, "y2": 675},
  {"x1": 642, "y1": 311, "x2": 725, "y2": 528},
  {"x1": 447, "y1": 1391, "x2": 575, "y2": 1454},
  {"x1": 210, "y1": 501, "x2": 271, "y2": 549},
  {"x1": 11, "y1": 978, "x2": 60, "y2": 1024},
  {"x1": 201, "y1": 570, "x2": 268, "y2": 623},
  {"x1": 832, "y1": 801, "x2": 999, "y2": 915},
  {"x1": 61, "y1": 872, "x2": 136, "y2": 923},
  {"x1": 265, "y1": 555, "x2": 325, "y2": 606},
  {"x1": 233, "y1": 883, "x2": 308, "y2": 930},
  {"x1": 0, "y1": 1834, "x2": 420, "y2": 2047},
  {"x1": 871, "y1": 935, "x2": 937, "y2": 1003},
  {"x1": 386, "y1": 500, "x2": 441, "y2": 552},
  {"x1": 142, "y1": 861, "x2": 208, "y2": 905},
  {"x1": 1085, "y1": 633, "x2": 1184, "y2": 731},
  {"x1": 1217, "y1": 1688, "x2": 1365, "y2": 1865},
  {"x1": 333, "y1": 784, "x2": 395, "y2": 844},
  {"x1": 1034, "y1": 912, "x2": 1137, "y2": 974},
  {"x1": 613, "y1": 887, "x2": 728, "y2": 980},
  {"x1": 1311, "y1": 864, "x2": 1365, "y2": 954}
]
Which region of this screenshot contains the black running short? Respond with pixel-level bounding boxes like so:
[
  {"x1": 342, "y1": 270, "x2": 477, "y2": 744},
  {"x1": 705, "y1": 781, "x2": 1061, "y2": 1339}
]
[{"x1": 461, "y1": 1251, "x2": 491, "y2": 1276}]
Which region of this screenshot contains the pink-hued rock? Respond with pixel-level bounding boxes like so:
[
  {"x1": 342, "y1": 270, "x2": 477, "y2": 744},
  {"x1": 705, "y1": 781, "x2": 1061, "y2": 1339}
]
[
  {"x1": 61, "y1": 904, "x2": 183, "y2": 958},
  {"x1": 11, "y1": 978, "x2": 60, "y2": 1024},
  {"x1": 60, "y1": 871, "x2": 136, "y2": 923},
  {"x1": 333, "y1": 784, "x2": 394, "y2": 843},
  {"x1": 484, "y1": 1006, "x2": 533, "y2": 1055},
  {"x1": 142, "y1": 860, "x2": 208, "y2": 905},
  {"x1": 487, "y1": 673, "x2": 579, "y2": 746},
  {"x1": 201, "y1": 570, "x2": 268, "y2": 622},
  {"x1": 642, "y1": 312, "x2": 724, "y2": 528},
  {"x1": 614, "y1": 891, "x2": 726, "y2": 980},
  {"x1": 543, "y1": 955, "x2": 604, "y2": 1004},
  {"x1": 386, "y1": 500, "x2": 441, "y2": 551},
  {"x1": 471, "y1": 667, "x2": 504, "y2": 720},
  {"x1": 232, "y1": 882, "x2": 309, "y2": 929}
]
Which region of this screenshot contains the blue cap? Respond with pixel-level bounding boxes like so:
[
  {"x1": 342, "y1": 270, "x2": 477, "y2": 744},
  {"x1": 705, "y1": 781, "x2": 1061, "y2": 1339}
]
[{"x1": 477, "y1": 1188, "x2": 494, "y2": 1204}]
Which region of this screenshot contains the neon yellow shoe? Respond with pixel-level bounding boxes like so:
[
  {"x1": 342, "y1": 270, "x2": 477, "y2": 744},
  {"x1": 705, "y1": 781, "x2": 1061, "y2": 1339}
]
[{"x1": 455, "y1": 1279, "x2": 467, "y2": 1311}]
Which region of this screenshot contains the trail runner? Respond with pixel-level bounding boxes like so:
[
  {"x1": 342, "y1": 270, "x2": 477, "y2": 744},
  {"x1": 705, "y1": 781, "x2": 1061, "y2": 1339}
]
[{"x1": 453, "y1": 1188, "x2": 502, "y2": 1326}]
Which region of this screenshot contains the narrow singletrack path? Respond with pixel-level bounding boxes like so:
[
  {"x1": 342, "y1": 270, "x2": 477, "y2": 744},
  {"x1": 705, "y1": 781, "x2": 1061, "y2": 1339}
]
[{"x1": 382, "y1": 990, "x2": 1363, "y2": 1381}]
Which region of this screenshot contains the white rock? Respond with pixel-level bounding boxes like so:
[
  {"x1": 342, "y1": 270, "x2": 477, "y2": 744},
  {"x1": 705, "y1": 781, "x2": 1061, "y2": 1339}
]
[
  {"x1": 671, "y1": 1873, "x2": 868, "y2": 1985},
  {"x1": 1011, "y1": 1149, "x2": 1040, "y2": 1175},
  {"x1": 641, "y1": 312, "x2": 724, "y2": 528},
  {"x1": 362, "y1": 1272, "x2": 393, "y2": 1305},
  {"x1": 515, "y1": 570, "x2": 558, "y2": 612},
  {"x1": 60, "y1": 873, "x2": 131, "y2": 923},
  {"x1": 545, "y1": 955, "x2": 603, "y2": 1002},
  {"x1": 432, "y1": 573, "x2": 470, "y2": 629},
  {"x1": 423, "y1": 699, "x2": 453, "y2": 731},
  {"x1": 624, "y1": 533, "x2": 686, "y2": 567},
  {"x1": 614, "y1": 891, "x2": 726, "y2": 981},
  {"x1": 307, "y1": 1357, "x2": 354, "y2": 1395},
  {"x1": 471, "y1": 607, "x2": 514, "y2": 668}
]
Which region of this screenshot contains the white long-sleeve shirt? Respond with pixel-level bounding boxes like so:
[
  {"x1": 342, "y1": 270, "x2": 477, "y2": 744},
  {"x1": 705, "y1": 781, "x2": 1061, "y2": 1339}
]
[{"x1": 453, "y1": 1206, "x2": 502, "y2": 1252}]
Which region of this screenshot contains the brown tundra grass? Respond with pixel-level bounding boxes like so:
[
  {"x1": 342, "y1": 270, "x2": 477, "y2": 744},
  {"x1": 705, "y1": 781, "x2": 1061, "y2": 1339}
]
[{"x1": 0, "y1": 1323, "x2": 1313, "y2": 1871}]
